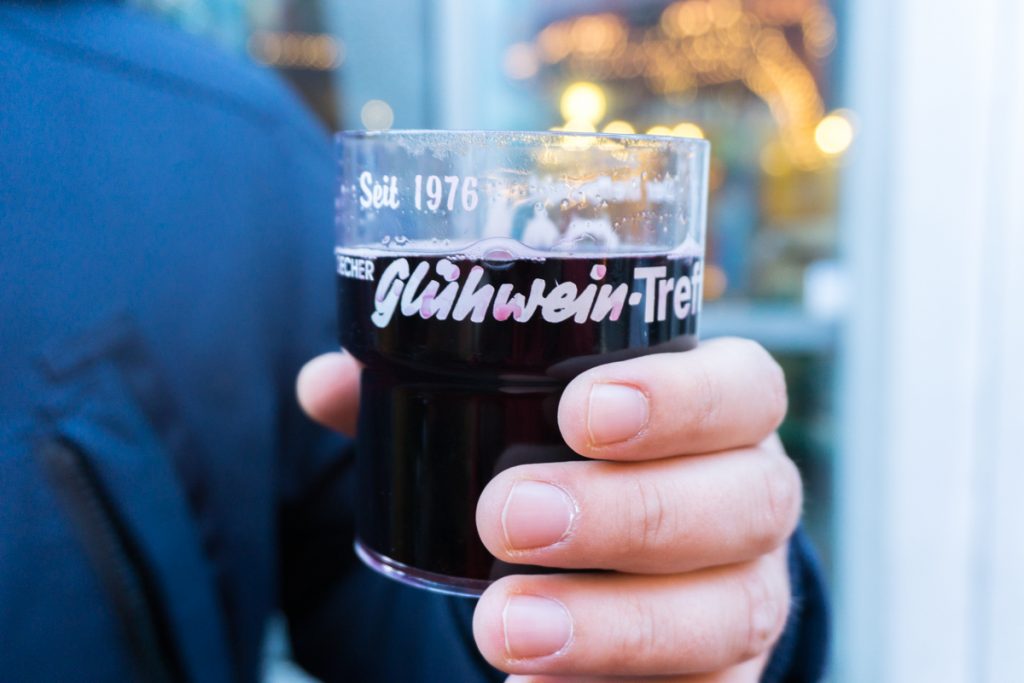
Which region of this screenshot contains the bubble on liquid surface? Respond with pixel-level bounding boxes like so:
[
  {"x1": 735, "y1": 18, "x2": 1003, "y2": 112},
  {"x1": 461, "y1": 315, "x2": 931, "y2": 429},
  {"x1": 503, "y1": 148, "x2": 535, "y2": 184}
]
[
  {"x1": 458, "y1": 237, "x2": 549, "y2": 263},
  {"x1": 481, "y1": 246, "x2": 516, "y2": 270}
]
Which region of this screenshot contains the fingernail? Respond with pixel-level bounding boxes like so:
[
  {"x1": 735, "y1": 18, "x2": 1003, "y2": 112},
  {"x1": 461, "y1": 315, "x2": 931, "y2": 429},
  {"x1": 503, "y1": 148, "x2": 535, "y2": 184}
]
[
  {"x1": 502, "y1": 481, "x2": 575, "y2": 550},
  {"x1": 503, "y1": 595, "x2": 573, "y2": 659},
  {"x1": 587, "y1": 383, "x2": 648, "y2": 445}
]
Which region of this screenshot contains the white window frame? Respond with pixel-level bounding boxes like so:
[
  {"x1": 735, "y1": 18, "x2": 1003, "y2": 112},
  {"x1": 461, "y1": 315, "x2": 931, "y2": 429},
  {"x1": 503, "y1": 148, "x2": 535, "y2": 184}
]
[{"x1": 837, "y1": 0, "x2": 1024, "y2": 680}]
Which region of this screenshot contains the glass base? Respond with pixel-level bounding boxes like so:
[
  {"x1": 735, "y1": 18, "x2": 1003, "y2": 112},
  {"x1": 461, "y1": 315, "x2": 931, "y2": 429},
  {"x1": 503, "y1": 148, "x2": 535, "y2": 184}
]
[{"x1": 354, "y1": 540, "x2": 491, "y2": 598}]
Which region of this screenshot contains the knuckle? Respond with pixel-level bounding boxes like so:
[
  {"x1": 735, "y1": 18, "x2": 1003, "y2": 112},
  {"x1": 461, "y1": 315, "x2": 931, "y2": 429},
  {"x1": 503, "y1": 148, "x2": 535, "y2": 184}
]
[
  {"x1": 690, "y1": 354, "x2": 722, "y2": 435},
  {"x1": 625, "y1": 476, "x2": 672, "y2": 557},
  {"x1": 612, "y1": 594, "x2": 673, "y2": 670},
  {"x1": 738, "y1": 561, "x2": 789, "y2": 660}
]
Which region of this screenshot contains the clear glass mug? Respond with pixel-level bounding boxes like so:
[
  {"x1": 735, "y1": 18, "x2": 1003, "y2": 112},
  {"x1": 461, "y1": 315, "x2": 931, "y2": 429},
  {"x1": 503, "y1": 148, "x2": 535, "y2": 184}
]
[{"x1": 335, "y1": 130, "x2": 709, "y2": 596}]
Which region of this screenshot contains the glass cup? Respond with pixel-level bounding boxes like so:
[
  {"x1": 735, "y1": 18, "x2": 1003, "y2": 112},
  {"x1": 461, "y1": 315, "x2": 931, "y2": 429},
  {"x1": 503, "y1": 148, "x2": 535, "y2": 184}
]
[{"x1": 335, "y1": 130, "x2": 709, "y2": 596}]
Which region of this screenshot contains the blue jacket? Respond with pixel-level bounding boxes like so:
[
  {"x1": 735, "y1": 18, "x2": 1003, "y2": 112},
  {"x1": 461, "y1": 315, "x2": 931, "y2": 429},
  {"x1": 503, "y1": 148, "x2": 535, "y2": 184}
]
[{"x1": 0, "y1": 2, "x2": 828, "y2": 681}]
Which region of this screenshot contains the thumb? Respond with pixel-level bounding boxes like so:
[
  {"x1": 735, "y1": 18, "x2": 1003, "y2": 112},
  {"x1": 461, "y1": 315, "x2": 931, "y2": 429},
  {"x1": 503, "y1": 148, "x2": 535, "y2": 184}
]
[{"x1": 296, "y1": 351, "x2": 361, "y2": 436}]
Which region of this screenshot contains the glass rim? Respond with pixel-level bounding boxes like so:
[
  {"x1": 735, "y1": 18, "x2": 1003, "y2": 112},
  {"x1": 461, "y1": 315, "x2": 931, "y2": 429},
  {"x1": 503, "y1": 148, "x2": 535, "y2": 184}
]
[{"x1": 335, "y1": 128, "x2": 710, "y2": 150}]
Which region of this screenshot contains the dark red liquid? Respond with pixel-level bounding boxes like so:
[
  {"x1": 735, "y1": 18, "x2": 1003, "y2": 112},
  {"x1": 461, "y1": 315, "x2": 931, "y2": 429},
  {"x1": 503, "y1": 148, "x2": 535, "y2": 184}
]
[{"x1": 337, "y1": 250, "x2": 701, "y2": 587}]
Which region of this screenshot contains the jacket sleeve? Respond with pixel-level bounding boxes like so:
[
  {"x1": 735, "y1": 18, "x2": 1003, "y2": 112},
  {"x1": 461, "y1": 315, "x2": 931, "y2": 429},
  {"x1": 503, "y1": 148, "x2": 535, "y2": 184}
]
[{"x1": 762, "y1": 528, "x2": 831, "y2": 682}]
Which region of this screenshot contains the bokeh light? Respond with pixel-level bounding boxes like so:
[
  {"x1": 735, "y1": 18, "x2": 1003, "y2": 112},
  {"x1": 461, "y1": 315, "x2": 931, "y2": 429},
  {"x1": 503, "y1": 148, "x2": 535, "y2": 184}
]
[
  {"x1": 561, "y1": 118, "x2": 598, "y2": 133},
  {"x1": 671, "y1": 121, "x2": 705, "y2": 139},
  {"x1": 533, "y1": 4, "x2": 833, "y2": 169},
  {"x1": 646, "y1": 125, "x2": 673, "y2": 135},
  {"x1": 815, "y1": 110, "x2": 855, "y2": 156},
  {"x1": 504, "y1": 42, "x2": 539, "y2": 80},
  {"x1": 247, "y1": 32, "x2": 342, "y2": 70},
  {"x1": 603, "y1": 120, "x2": 636, "y2": 134},
  {"x1": 704, "y1": 263, "x2": 728, "y2": 300},
  {"x1": 560, "y1": 82, "x2": 607, "y2": 126},
  {"x1": 360, "y1": 99, "x2": 394, "y2": 130}
]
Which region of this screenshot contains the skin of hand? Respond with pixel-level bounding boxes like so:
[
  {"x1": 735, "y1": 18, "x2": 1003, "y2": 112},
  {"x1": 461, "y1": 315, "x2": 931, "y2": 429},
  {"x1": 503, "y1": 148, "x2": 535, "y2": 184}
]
[{"x1": 297, "y1": 337, "x2": 802, "y2": 683}]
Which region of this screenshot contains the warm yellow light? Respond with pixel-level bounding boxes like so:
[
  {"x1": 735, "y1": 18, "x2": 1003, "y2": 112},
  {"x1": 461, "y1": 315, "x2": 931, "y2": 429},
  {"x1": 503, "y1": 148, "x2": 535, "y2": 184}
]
[
  {"x1": 671, "y1": 122, "x2": 705, "y2": 139},
  {"x1": 815, "y1": 110, "x2": 855, "y2": 156},
  {"x1": 560, "y1": 82, "x2": 607, "y2": 126},
  {"x1": 646, "y1": 125, "x2": 673, "y2": 136},
  {"x1": 361, "y1": 99, "x2": 394, "y2": 130},
  {"x1": 562, "y1": 118, "x2": 597, "y2": 133},
  {"x1": 603, "y1": 120, "x2": 636, "y2": 135}
]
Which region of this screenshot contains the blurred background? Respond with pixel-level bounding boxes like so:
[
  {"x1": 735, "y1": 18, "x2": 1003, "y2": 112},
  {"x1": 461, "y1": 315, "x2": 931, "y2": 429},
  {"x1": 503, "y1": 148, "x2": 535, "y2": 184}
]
[{"x1": 128, "y1": 0, "x2": 1024, "y2": 681}]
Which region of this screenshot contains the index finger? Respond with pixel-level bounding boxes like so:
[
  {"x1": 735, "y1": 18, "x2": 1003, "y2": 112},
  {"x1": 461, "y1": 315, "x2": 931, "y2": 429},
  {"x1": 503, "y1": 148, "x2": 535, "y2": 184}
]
[{"x1": 557, "y1": 337, "x2": 787, "y2": 460}]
